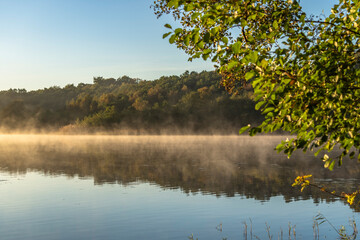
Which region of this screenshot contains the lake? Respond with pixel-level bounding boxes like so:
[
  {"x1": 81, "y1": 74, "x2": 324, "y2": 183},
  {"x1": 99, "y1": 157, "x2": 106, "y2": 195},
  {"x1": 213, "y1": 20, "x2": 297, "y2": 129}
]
[{"x1": 0, "y1": 135, "x2": 359, "y2": 240}]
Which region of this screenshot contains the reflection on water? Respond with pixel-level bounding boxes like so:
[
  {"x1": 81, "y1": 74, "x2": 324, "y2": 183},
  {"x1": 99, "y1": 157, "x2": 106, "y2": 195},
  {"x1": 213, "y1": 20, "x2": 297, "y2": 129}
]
[
  {"x1": 0, "y1": 135, "x2": 359, "y2": 203},
  {"x1": 0, "y1": 135, "x2": 359, "y2": 239}
]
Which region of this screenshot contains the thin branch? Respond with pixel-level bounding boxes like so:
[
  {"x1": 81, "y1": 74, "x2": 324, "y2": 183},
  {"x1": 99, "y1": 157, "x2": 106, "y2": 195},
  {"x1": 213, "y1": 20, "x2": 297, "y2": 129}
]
[
  {"x1": 305, "y1": 20, "x2": 360, "y2": 36},
  {"x1": 242, "y1": 27, "x2": 248, "y2": 43},
  {"x1": 308, "y1": 183, "x2": 345, "y2": 199}
]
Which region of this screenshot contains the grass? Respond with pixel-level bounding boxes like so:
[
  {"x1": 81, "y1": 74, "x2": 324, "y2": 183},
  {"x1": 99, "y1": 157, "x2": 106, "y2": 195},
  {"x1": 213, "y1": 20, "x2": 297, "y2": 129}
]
[{"x1": 188, "y1": 214, "x2": 358, "y2": 240}]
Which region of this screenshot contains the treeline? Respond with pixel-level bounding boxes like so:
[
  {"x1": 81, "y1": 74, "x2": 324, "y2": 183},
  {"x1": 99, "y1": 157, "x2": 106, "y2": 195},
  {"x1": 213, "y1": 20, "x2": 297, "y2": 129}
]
[{"x1": 0, "y1": 71, "x2": 262, "y2": 134}]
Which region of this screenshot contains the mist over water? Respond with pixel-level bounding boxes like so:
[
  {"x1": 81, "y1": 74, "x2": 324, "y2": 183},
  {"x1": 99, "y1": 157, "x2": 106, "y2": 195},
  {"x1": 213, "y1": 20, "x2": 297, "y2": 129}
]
[
  {"x1": 0, "y1": 134, "x2": 359, "y2": 198},
  {"x1": 0, "y1": 134, "x2": 359, "y2": 239}
]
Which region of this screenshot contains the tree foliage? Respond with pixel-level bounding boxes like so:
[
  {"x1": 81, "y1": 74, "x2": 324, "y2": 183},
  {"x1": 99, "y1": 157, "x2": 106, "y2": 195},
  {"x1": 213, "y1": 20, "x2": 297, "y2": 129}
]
[
  {"x1": 0, "y1": 71, "x2": 261, "y2": 133},
  {"x1": 153, "y1": 0, "x2": 360, "y2": 169}
]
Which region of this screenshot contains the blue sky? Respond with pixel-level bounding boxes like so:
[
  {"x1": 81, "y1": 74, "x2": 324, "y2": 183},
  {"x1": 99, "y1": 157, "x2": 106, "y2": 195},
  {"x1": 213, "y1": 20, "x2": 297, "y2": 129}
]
[{"x1": 0, "y1": 0, "x2": 337, "y2": 90}]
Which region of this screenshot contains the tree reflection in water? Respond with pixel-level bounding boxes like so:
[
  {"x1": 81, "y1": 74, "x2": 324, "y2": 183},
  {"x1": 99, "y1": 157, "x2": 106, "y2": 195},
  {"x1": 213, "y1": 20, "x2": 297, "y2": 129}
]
[{"x1": 0, "y1": 135, "x2": 359, "y2": 210}]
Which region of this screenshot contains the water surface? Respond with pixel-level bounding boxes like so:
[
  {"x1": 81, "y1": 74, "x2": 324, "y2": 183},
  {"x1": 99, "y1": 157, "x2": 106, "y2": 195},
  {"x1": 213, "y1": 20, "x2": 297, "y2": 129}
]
[{"x1": 0, "y1": 135, "x2": 359, "y2": 239}]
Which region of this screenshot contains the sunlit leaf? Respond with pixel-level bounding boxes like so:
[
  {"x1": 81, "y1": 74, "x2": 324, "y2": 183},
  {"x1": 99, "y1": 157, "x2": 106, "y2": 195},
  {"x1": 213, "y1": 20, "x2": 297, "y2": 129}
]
[{"x1": 239, "y1": 124, "x2": 251, "y2": 134}]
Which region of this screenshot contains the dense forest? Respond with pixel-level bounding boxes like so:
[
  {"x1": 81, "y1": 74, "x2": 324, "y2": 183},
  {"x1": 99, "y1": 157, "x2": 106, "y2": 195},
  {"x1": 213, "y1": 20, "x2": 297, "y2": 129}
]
[{"x1": 0, "y1": 71, "x2": 262, "y2": 134}]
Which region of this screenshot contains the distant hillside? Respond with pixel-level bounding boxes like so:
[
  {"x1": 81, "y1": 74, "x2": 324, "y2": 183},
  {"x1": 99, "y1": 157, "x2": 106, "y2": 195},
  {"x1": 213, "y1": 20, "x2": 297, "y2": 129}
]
[{"x1": 0, "y1": 71, "x2": 263, "y2": 134}]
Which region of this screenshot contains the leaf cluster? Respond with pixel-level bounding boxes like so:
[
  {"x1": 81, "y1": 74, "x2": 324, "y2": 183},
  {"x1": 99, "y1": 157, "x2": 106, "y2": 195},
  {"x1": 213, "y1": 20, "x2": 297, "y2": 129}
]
[{"x1": 153, "y1": 0, "x2": 360, "y2": 166}]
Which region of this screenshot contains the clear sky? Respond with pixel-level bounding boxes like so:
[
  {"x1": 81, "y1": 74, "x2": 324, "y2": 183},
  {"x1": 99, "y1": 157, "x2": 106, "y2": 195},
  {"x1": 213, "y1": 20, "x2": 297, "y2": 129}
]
[{"x1": 0, "y1": 0, "x2": 337, "y2": 90}]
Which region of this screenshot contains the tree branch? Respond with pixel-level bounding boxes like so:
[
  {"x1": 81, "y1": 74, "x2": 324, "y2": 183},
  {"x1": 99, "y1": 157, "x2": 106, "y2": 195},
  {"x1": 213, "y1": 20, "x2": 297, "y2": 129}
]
[{"x1": 305, "y1": 20, "x2": 360, "y2": 36}]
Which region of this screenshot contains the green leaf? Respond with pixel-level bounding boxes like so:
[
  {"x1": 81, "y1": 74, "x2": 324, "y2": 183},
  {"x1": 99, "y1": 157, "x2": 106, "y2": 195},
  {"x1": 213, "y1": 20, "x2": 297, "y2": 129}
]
[
  {"x1": 202, "y1": 54, "x2": 210, "y2": 61},
  {"x1": 169, "y1": 34, "x2": 176, "y2": 44},
  {"x1": 328, "y1": 160, "x2": 335, "y2": 171},
  {"x1": 227, "y1": 60, "x2": 238, "y2": 70},
  {"x1": 222, "y1": 37, "x2": 228, "y2": 45},
  {"x1": 197, "y1": 41, "x2": 205, "y2": 49},
  {"x1": 314, "y1": 148, "x2": 322, "y2": 157},
  {"x1": 193, "y1": 31, "x2": 200, "y2": 43},
  {"x1": 266, "y1": 112, "x2": 274, "y2": 118},
  {"x1": 245, "y1": 71, "x2": 255, "y2": 80},
  {"x1": 260, "y1": 59, "x2": 268, "y2": 69},
  {"x1": 273, "y1": 20, "x2": 279, "y2": 30},
  {"x1": 232, "y1": 41, "x2": 242, "y2": 54},
  {"x1": 164, "y1": 24, "x2": 172, "y2": 29},
  {"x1": 167, "y1": 0, "x2": 179, "y2": 8},
  {"x1": 174, "y1": 28, "x2": 182, "y2": 35},
  {"x1": 162, "y1": 32, "x2": 172, "y2": 39},
  {"x1": 247, "y1": 51, "x2": 259, "y2": 63},
  {"x1": 239, "y1": 124, "x2": 251, "y2": 134},
  {"x1": 263, "y1": 107, "x2": 275, "y2": 114},
  {"x1": 204, "y1": 32, "x2": 210, "y2": 42},
  {"x1": 202, "y1": 49, "x2": 211, "y2": 60},
  {"x1": 210, "y1": 27, "x2": 220, "y2": 35},
  {"x1": 191, "y1": 13, "x2": 201, "y2": 20},
  {"x1": 300, "y1": 13, "x2": 306, "y2": 23},
  {"x1": 248, "y1": 14, "x2": 257, "y2": 20},
  {"x1": 255, "y1": 101, "x2": 265, "y2": 110},
  {"x1": 184, "y1": 3, "x2": 194, "y2": 11},
  {"x1": 240, "y1": 19, "x2": 247, "y2": 27},
  {"x1": 275, "y1": 142, "x2": 285, "y2": 152},
  {"x1": 249, "y1": 127, "x2": 261, "y2": 136},
  {"x1": 203, "y1": 49, "x2": 211, "y2": 55},
  {"x1": 184, "y1": 35, "x2": 190, "y2": 46}
]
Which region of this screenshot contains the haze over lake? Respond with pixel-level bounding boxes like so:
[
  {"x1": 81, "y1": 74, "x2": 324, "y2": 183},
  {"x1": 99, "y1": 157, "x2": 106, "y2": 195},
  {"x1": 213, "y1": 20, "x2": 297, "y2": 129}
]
[{"x1": 0, "y1": 134, "x2": 359, "y2": 239}]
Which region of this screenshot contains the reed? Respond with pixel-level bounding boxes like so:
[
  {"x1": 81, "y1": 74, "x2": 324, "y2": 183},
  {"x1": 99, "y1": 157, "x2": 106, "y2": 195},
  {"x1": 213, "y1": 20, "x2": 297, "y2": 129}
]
[{"x1": 188, "y1": 215, "x2": 357, "y2": 240}]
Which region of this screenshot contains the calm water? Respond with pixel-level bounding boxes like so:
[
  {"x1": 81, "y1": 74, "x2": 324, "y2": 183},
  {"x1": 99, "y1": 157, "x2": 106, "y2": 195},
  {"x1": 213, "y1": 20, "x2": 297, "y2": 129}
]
[{"x1": 0, "y1": 135, "x2": 359, "y2": 240}]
